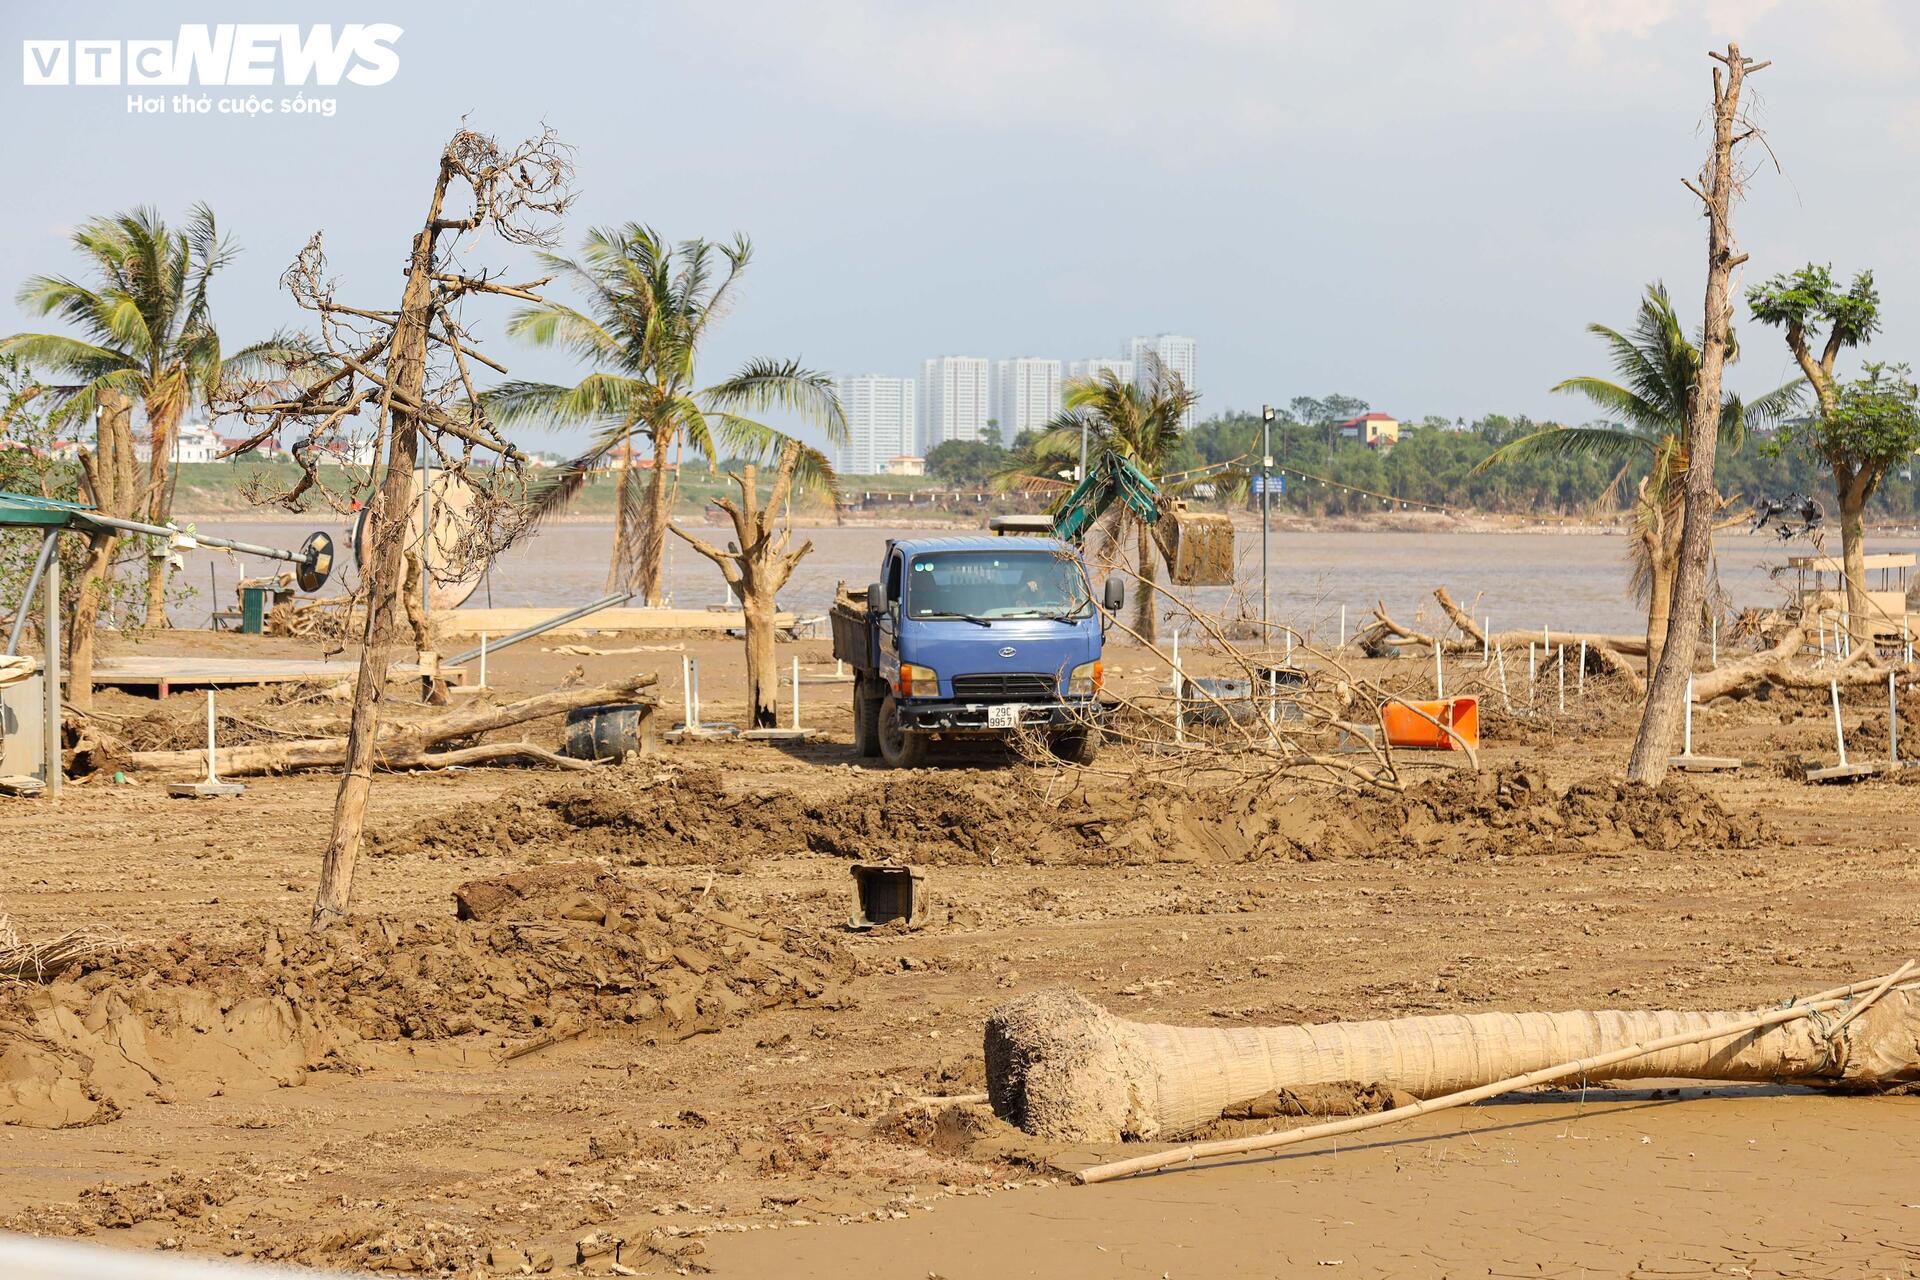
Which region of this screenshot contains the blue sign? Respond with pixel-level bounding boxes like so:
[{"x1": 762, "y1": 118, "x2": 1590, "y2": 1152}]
[{"x1": 1251, "y1": 474, "x2": 1286, "y2": 495}]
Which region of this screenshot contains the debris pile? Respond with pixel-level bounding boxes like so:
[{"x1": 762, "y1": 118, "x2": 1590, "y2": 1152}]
[{"x1": 0, "y1": 862, "x2": 849, "y2": 1128}]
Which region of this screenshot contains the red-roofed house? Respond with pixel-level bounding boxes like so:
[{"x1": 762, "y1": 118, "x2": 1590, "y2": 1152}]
[{"x1": 1337, "y1": 413, "x2": 1399, "y2": 448}]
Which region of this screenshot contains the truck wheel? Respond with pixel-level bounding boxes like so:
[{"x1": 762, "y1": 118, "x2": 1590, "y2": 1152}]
[
  {"x1": 877, "y1": 695, "x2": 930, "y2": 768},
  {"x1": 1050, "y1": 725, "x2": 1102, "y2": 766},
  {"x1": 852, "y1": 677, "x2": 882, "y2": 758}
]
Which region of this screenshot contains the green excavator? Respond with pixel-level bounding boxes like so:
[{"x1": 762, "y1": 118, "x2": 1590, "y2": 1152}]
[{"x1": 1002, "y1": 453, "x2": 1237, "y2": 586}]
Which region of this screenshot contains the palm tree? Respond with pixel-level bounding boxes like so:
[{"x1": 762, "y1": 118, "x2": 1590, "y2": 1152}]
[
  {"x1": 486, "y1": 225, "x2": 845, "y2": 603},
  {"x1": 2, "y1": 205, "x2": 256, "y2": 627},
  {"x1": 1473, "y1": 283, "x2": 1800, "y2": 668},
  {"x1": 1009, "y1": 357, "x2": 1199, "y2": 643}
]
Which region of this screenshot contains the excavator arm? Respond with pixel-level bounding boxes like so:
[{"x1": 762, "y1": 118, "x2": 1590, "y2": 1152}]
[{"x1": 1048, "y1": 454, "x2": 1236, "y2": 586}]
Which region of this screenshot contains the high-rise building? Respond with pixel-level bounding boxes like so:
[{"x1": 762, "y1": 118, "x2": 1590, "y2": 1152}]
[
  {"x1": 1066, "y1": 357, "x2": 1135, "y2": 386},
  {"x1": 918, "y1": 356, "x2": 990, "y2": 449},
  {"x1": 832, "y1": 374, "x2": 917, "y2": 476},
  {"x1": 991, "y1": 357, "x2": 1062, "y2": 441},
  {"x1": 1123, "y1": 334, "x2": 1198, "y2": 427}
]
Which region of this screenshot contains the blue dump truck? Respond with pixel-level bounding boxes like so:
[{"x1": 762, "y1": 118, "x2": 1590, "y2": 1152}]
[{"x1": 831, "y1": 522, "x2": 1125, "y2": 767}]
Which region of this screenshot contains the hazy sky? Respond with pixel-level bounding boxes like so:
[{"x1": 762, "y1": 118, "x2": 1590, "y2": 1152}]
[{"x1": 4, "y1": 1, "x2": 1918, "y2": 453}]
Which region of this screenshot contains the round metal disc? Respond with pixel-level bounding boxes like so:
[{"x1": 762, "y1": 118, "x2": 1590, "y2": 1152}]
[{"x1": 296, "y1": 530, "x2": 335, "y2": 593}]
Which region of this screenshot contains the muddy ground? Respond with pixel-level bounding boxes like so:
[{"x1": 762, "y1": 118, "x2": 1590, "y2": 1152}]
[{"x1": 2, "y1": 625, "x2": 1919, "y2": 1278}]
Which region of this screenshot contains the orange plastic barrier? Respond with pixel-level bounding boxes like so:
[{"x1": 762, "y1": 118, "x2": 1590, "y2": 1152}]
[{"x1": 1381, "y1": 696, "x2": 1479, "y2": 751}]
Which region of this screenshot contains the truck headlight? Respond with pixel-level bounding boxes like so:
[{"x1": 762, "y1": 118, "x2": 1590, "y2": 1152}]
[
  {"x1": 1068, "y1": 660, "x2": 1102, "y2": 696},
  {"x1": 896, "y1": 663, "x2": 940, "y2": 697}
]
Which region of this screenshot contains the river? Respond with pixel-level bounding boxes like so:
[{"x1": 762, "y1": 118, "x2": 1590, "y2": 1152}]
[{"x1": 162, "y1": 519, "x2": 1920, "y2": 639}]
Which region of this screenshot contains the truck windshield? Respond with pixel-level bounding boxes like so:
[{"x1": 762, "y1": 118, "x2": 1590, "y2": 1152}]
[{"x1": 906, "y1": 550, "x2": 1091, "y2": 621}]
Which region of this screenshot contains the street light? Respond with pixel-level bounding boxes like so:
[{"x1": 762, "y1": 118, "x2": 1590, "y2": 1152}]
[{"x1": 1260, "y1": 404, "x2": 1274, "y2": 640}]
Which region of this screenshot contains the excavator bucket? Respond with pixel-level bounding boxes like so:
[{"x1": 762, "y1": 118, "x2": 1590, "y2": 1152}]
[{"x1": 1155, "y1": 503, "x2": 1236, "y2": 586}]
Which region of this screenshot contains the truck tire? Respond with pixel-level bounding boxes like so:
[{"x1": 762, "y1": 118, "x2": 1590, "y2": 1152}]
[
  {"x1": 852, "y1": 677, "x2": 882, "y2": 758},
  {"x1": 1050, "y1": 725, "x2": 1102, "y2": 766},
  {"x1": 877, "y1": 694, "x2": 930, "y2": 769}
]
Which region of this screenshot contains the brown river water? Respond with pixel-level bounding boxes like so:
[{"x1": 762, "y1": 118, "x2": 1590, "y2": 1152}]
[{"x1": 164, "y1": 520, "x2": 1920, "y2": 638}]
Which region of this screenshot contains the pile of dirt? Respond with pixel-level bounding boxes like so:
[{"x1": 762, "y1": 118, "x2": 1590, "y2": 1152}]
[
  {"x1": 0, "y1": 862, "x2": 849, "y2": 1129},
  {"x1": 374, "y1": 763, "x2": 1776, "y2": 872}
]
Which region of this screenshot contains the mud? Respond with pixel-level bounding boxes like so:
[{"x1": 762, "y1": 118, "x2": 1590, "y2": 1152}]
[{"x1": 0, "y1": 862, "x2": 848, "y2": 1130}]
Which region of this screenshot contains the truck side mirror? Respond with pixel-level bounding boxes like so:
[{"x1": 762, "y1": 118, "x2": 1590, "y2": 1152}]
[
  {"x1": 1102, "y1": 577, "x2": 1125, "y2": 612},
  {"x1": 868, "y1": 581, "x2": 888, "y2": 614}
]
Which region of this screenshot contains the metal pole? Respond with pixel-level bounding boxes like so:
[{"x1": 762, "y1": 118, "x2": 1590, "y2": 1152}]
[
  {"x1": 1260, "y1": 406, "x2": 1271, "y2": 643},
  {"x1": 6, "y1": 532, "x2": 57, "y2": 656},
  {"x1": 691, "y1": 656, "x2": 701, "y2": 730},
  {"x1": 478, "y1": 634, "x2": 488, "y2": 689},
  {"x1": 791, "y1": 656, "x2": 801, "y2": 729},
  {"x1": 1433, "y1": 645, "x2": 1443, "y2": 699},
  {"x1": 1338, "y1": 604, "x2": 1346, "y2": 650},
  {"x1": 445, "y1": 593, "x2": 630, "y2": 666},
  {"x1": 1558, "y1": 645, "x2": 1565, "y2": 713},
  {"x1": 681, "y1": 654, "x2": 692, "y2": 730},
  {"x1": 1578, "y1": 638, "x2": 1586, "y2": 696},
  {"x1": 43, "y1": 546, "x2": 60, "y2": 799},
  {"x1": 1683, "y1": 675, "x2": 1693, "y2": 756},
  {"x1": 1889, "y1": 670, "x2": 1900, "y2": 767},
  {"x1": 205, "y1": 689, "x2": 218, "y2": 781}
]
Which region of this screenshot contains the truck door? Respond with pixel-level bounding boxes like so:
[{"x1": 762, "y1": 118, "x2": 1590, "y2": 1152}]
[{"x1": 881, "y1": 552, "x2": 904, "y2": 659}]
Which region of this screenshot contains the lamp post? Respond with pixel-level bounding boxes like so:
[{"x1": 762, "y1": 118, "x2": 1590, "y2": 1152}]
[{"x1": 1260, "y1": 404, "x2": 1273, "y2": 640}]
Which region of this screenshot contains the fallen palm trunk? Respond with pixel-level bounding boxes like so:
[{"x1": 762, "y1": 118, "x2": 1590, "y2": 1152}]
[
  {"x1": 986, "y1": 979, "x2": 1920, "y2": 1148},
  {"x1": 99, "y1": 673, "x2": 657, "y2": 778}
]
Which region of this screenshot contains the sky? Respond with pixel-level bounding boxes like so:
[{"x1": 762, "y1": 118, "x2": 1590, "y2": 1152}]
[{"x1": 4, "y1": 1, "x2": 1920, "y2": 455}]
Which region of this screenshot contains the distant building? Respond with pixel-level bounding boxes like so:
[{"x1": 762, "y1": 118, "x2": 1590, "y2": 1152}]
[
  {"x1": 992, "y1": 357, "x2": 1062, "y2": 439},
  {"x1": 880, "y1": 454, "x2": 925, "y2": 477},
  {"x1": 137, "y1": 420, "x2": 225, "y2": 464},
  {"x1": 1066, "y1": 357, "x2": 1134, "y2": 387},
  {"x1": 918, "y1": 356, "x2": 990, "y2": 450},
  {"x1": 834, "y1": 373, "x2": 918, "y2": 475},
  {"x1": 1338, "y1": 413, "x2": 1400, "y2": 448},
  {"x1": 1122, "y1": 334, "x2": 1197, "y2": 427}
]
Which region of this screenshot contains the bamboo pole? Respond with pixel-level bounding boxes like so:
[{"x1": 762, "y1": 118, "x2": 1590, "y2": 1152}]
[{"x1": 1076, "y1": 968, "x2": 1914, "y2": 1184}]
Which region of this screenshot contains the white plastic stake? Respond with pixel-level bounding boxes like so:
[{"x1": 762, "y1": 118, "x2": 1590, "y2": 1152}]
[
  {"x1": 478, "y1": 633, "x2": 488, "y2": 689},
  {"x1": 1171, "y1": 629, "x2": 1180, "y2": 673},
  {"x1": 1710, "y1": 615, "x2": 1719, "y2": 667},
  {"x1": 1887, "y1": 670, "x2": 1899, "y2": 767},
  {"x1": 1496, "y1": 644, "x2": 1511, "y2": 711},
  {"x1": 792, "y1": 655, "x2": 801, "y2": 729},
  {"x1": 1483, "y1": 617, "x2": 1491, "y2": 668},
  {"x1": 836, "y1": 658, "x2": 844, "y2": 678},
  {"x1": 1683, "y1": 675, "x2": 1694, "y2": 756},
  {"x1": 1284, "y1": 629, "x2": 1293, "y2": 667},
  {"x1": 1433, "y1": 645, "x2": 1444, "y2": 699},
  {"x1": 1339, "y1": 604, "x2": 1347, "y2": 649},
  {"x1": 205, "y1": 689, "x2": 219, "y2": 781},
  {"x1": 1542, "y1": 624, "x2": 1550, "y2": 653},
  {"x1": 682, "y1": 654, "x2": 693, "y2": 730},
  {"x1": 1174, "y1": 676, "x2": 1185, "y2": 746},
  {"x1": 691, "y1": 656, "x2": 701, "y2": 729},
  {"x1": 1527, "y1": 643, "x2": 1536, "y2": 703},
  {"x1": 1831, "y1": 680, "x2": 1848, "y2": 768},
  {"x1": 1577, "y1": 639, "x2": 1587, "y2": 696},
  {"x1": 1557, "y1": 645, "x2": 1565, "y2": 713}
]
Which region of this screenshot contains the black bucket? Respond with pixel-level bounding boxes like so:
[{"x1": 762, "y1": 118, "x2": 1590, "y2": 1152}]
[{"x1": 563, "y1": 702, "x2": 657, "y2": 761}]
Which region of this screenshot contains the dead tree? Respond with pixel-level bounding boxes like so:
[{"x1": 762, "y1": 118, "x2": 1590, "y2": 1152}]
[
  {"x1": 220, "y1": 126, "x2": 573, "y2": 926},
  {"x1": 668, "y1": 441, "x2": 813, "y2": 728},
  {"x1": 66, "y1": 390, "x2": 139, "y2": 712},
  {"x1": 1627, "y1": 45, "x2": 1769, "y2": 785}
]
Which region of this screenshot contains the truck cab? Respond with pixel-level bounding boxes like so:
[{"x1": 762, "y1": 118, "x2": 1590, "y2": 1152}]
[{"x1": 832, "y1": 532, "x2": 1121, "y2": 767}]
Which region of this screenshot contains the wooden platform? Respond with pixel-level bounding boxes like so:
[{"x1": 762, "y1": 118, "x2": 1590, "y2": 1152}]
[
  {"x1": 436, "y1": 606, "x2": 794, "y2": 638},
  {"x1": 91, "y1": 656, "x2": 458, "y2": 695},
  {"x1": 1669, "y1": 754, "x2": 1743, "y2": 772},
  {"x1": 1806, "y1": 762, "x2": 1881, "y2": 785}
]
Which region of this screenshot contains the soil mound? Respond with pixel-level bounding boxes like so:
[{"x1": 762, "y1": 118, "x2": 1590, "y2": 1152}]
[
  {"x1": 375, "y1": 763, "x2": 1774, "y2": 871},
  {"x1": 0, "y1": 863, "x2": 848, "y2": 1129}
]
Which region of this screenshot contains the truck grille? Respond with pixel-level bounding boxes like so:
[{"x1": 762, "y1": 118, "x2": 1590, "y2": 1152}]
[{"x1": 951, "y1": 673, "x2": 1057, "y2": 701}]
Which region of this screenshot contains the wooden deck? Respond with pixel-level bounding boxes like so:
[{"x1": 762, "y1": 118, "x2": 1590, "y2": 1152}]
[
  {"x1": 434, "y1": 606, "x2": 798, "y2": 637},
  {"x1": 91, "y1": 656, "x2": 453, "y2": 694}
]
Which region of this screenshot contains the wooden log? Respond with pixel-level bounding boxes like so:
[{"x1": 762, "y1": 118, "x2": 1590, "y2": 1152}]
[{"x1": 113, "y1": 672, "x2": 657, "y2": 778}]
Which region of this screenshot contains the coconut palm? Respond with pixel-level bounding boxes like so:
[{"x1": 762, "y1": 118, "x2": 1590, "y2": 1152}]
[
  {"x1": 2, "y1": 205, "x2": 260, "y2": 627},
  {"x1": 485, "y1": 225, "x2": 845, "y2": 603},
  {"x1": 1007, "y1": 357, "x2": 1199, "y2": 644},
  {"x1": 1473, "y1": 283, "x2": 1800, "y2": 668}
]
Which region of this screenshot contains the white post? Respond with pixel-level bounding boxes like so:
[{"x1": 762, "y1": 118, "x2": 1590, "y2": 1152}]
[
  {"x1": 205, "y1": 689, "x2": 219, "y2": 782},
  {"x1": 1483, "y1": 617, "x2": 1491, "y2": 668},
  {"x1": 1577, "y1": 638, "x2": 1587, "y2": 697},
  {"x1": 1338, "y1": 604, "x2": 1346, "y2": 650},
  {"x1": 1557, "y1": 645, "x2": 1565, "y2": 714},
  {"x1": 1496, "y1": 644, "x2": 1511, "y2": 711},
  {"x1": 836, "y1": 657, "x2": 844, "y2": 679},
  {"x1": 1527, "y1": 643, "x2": 1536, "y2": 703},
  {"x1": 1284, "y1": 629, "x2": 1293, "y2": 667},
  {"x1": 1171, "y1": 628, "x2": 1180, "y2": 673},
  {"x1": 682, "y1": 654, "x2": 693, "y2": 730},
  {"x1": 691, "y1": 656, "x2": 701, "y2": 729},
  {"x1": 1683, "y1": 675, "x2": 1693, "y2": 757},
  {"x1": 478, "y1": 633, "x2": 488, "y2": 689},
  {"x1": 1710, "y1": 615, "x2": 1719, "y2": 668},
  {"x1": 1433, "y1": 645, "x2": 1444, "y2": 700},
  {"x1": 1174, "y1": 676, "x2": 1185, "y2": 746},
  {"x1": 1831, "y1": 680, "x2": 1848, "y2": 768},
  {"x1": 1888, "y1": 670, "x2": 1900, "y2": 767},
  {"x1": 792, "y1": 656, "x2": 802, "y2": 729},
  {"x1": 1542, "y1": 624, "x2": 1549, "y2": 654}
]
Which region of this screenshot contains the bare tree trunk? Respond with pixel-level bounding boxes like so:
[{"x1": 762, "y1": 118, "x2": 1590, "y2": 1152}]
[
  {"x1": 743, "y1": 582, "x2": 779, "y2": 728},
  {"x1": 312, "y1": 214, "x2": 442, "y2": 927},
  {"x1": 402, "y1": 546, "x2": 448, "y2": 706},
  {"x1": 1838, "y1": 474, "x2": 1873, "y2": 648},
  {"x1": 69, "y1": 390, "x2": 140, "y2": 712},
  {"x1": 1645, "y1": 549, "x2": 1673, "y2": 677},
  {"x1": 637, "y1": 431, "x2": 671, "y2": 605},
  {"x1": 606, "y1": 463, "x2": 630, "y2": 594},
  {"x1": 141, "y1": 400, "x2": 185, "y2": 628},
  {"x1": 65, "y1": 532, "x2": 116, "y2": 714},
  {"x1": 1133, "y1": 521, "x2": 1157, "y2": 645},
  {"x1": 1627, "y1": 43, "x2": 1766, "y2": 785}
]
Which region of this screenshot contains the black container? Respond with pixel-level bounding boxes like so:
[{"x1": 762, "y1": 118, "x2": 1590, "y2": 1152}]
[{"x1": 563, "y1": 702, "x2": 657, "y2": 761}]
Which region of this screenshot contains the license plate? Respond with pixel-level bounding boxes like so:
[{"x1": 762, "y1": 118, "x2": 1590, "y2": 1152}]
[{"x1": 986, "y1": 704, "x2": 1022, "y2": 729}]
